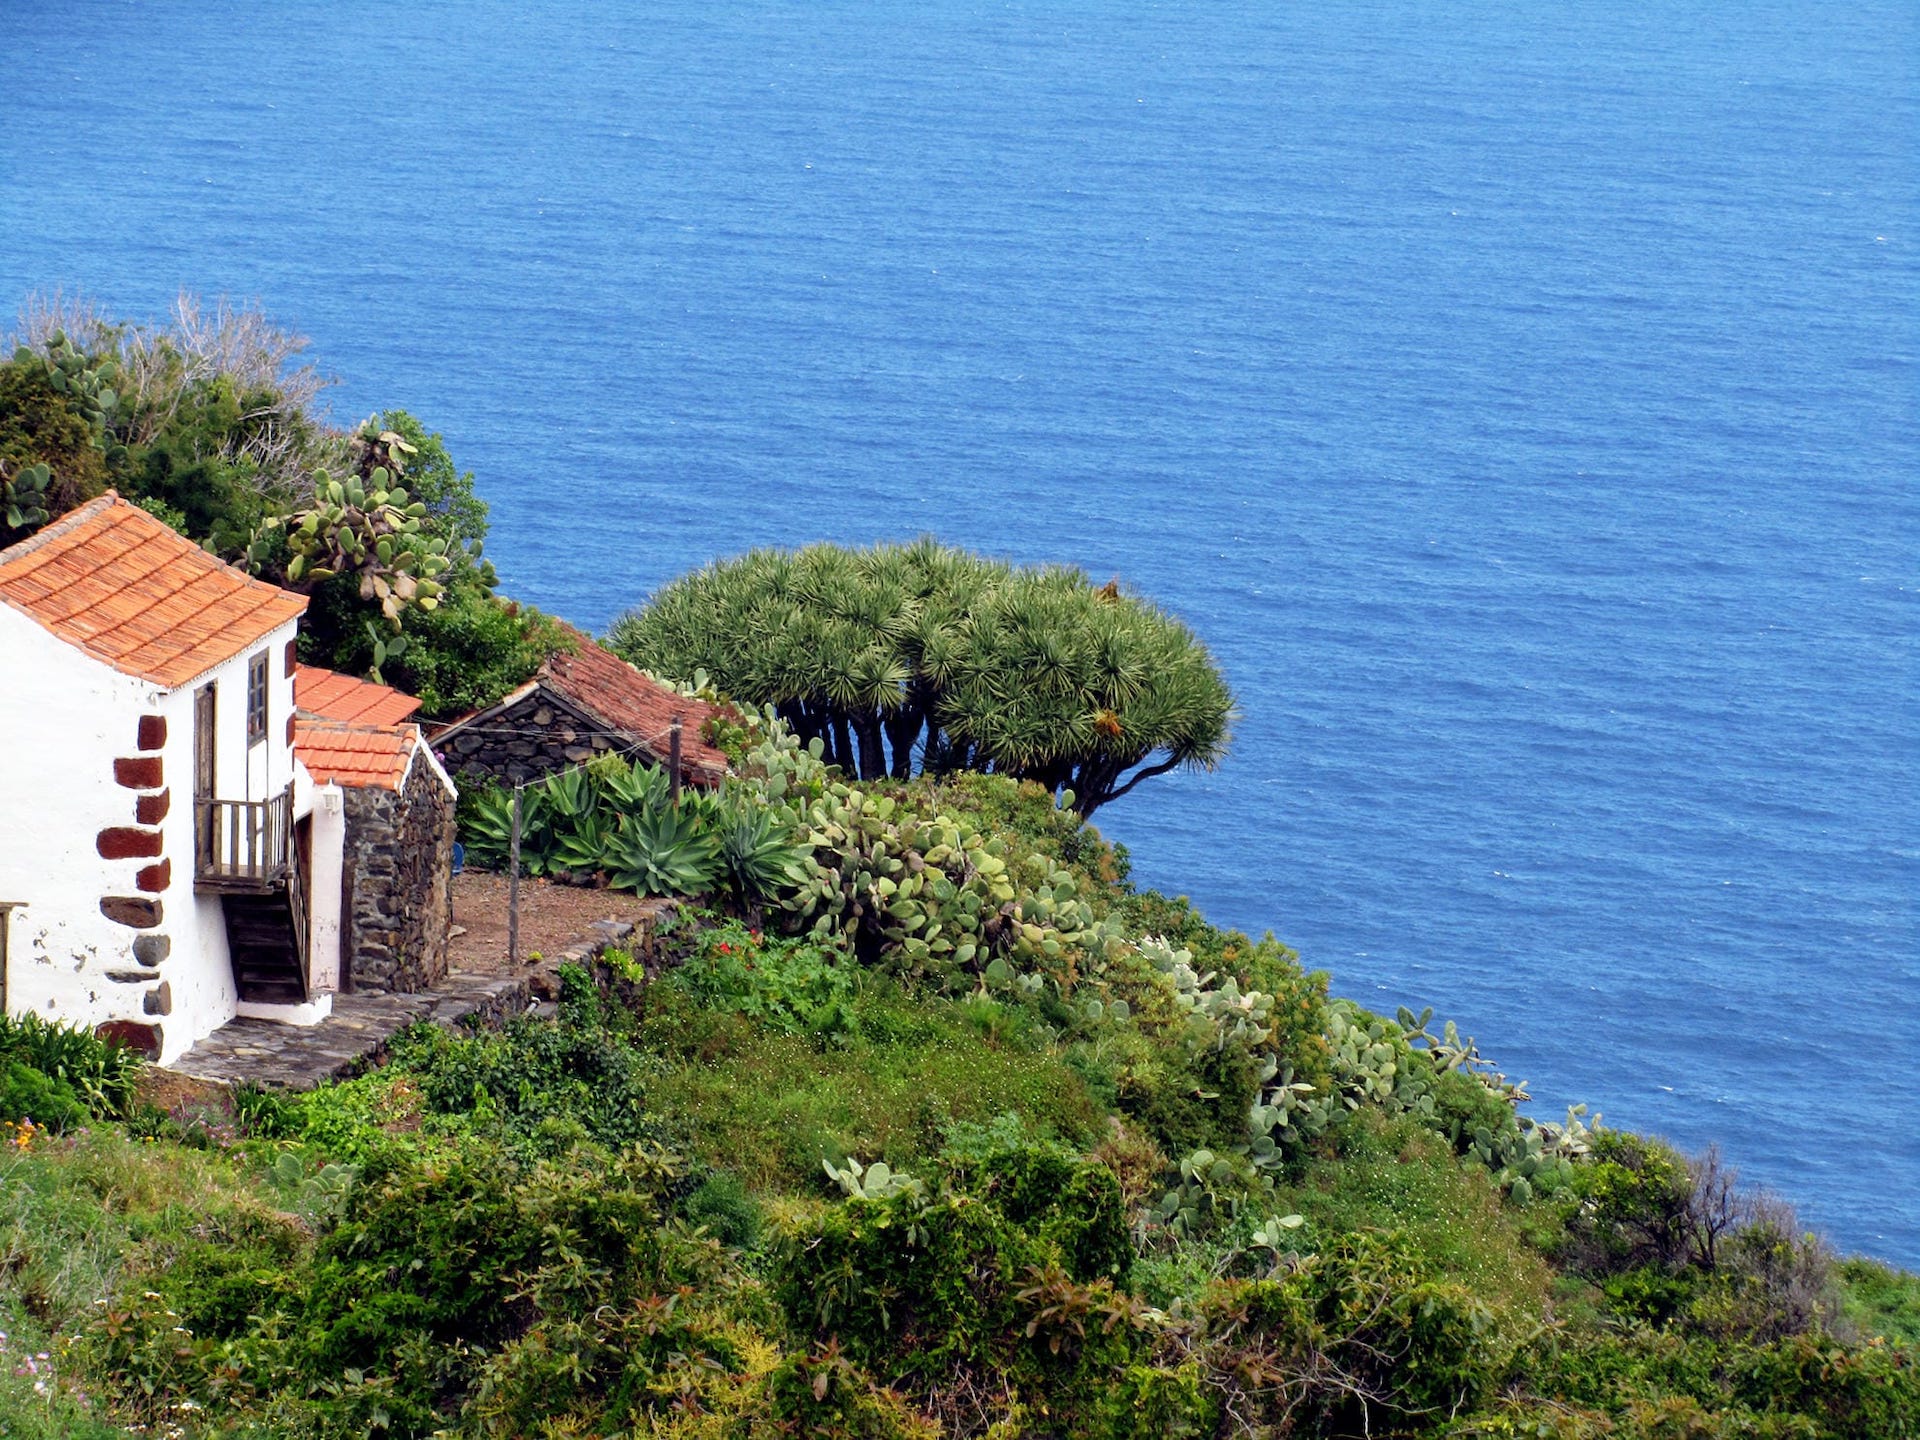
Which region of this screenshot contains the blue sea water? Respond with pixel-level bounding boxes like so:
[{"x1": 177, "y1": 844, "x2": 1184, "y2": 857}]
[{"x1": 3, "y1": 1, "x2": 1915, "y2": 1264}]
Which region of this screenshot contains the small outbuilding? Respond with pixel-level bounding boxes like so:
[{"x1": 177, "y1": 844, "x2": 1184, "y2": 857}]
[
  {"x1": 290, "y1": 712, "x2": 456, "y2": 996},
  {"x1": 429, "y1": 623, "x2": 731, "y2": 789}
]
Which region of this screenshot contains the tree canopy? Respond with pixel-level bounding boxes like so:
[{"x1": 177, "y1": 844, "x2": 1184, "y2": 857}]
[
  {"x1": 606, "y1": 539, "x2": 1234, "y2": 815},
  {"x1": 1, "y1": 293, "x2": 560, "y2": 719}
]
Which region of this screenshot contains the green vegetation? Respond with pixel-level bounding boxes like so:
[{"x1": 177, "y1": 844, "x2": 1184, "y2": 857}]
[
  {"x1": 0, "y1": 295, "x2": 560, "y2": 718},
  {"x1": 2, "y1": 753, "x2": 1911, "y2": 1436},
  {"x1": 606, "y1": 539, "x2": 1234, "y2": 815},
  {"x1": 2, "y1": 296, "x2": 1910, "y2": 1434},
  {"x1": 0, "y1": 1013, "x2": 143, "y2": 1131}
]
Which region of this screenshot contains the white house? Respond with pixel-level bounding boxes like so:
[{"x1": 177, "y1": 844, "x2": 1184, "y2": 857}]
[{"x1": 0, "y1": 495, "x2": 374, "y2": 1062}]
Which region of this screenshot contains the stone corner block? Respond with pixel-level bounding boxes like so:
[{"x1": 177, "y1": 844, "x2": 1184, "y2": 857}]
[
  {"x1": 101, "y1": 896, "x2": 162, "y2": 929},
  {"x1": 113, "y1": 756, "x2": 164, "y2": 790}
]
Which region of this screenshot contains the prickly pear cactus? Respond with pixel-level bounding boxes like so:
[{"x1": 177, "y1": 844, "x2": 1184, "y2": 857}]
[
  {"x1": 1132, "y1": 936, "x2": 1275, "y2": 1054},
  {"x1": 788, "y1": 781, "x2": 1094, "y2": 984},
  {"x1": 20, "y1": 333, "x2": 125, "y2": 460},
  {"x1": 254, "y1": 465, "x2": 451, "y2": 624},
  {"x1": 0, "y1": 460, "x2": 53, "y2": 534},
  {"x1": 1152, "y1": 1147, "x2": 1274, "y2": 1238}
]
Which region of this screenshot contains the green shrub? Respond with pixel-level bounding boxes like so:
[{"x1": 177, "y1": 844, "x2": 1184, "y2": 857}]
[
  {"x1": 773, "y1": 1142, "x2": 1143, "y2": 1422},
  {"x1": 1563, "y1": 1131, "x2": 1699, "y2": 1276},
  {"x1": 1203, "y1": 1232, "x2": 1501, "y2": 1433},
  {"x1": 0, "y1": 1061, "x2": 89, "y2": 1132},
  {"x1": 643, "y1": 980, "x2": 1103, "y2": 1193},
  {"x1": 381, "y1": 1013, "x2": 667, "y2": 1157},
  {"x1": 333, "y1": 580, "x2": 564, "y2": 721},
  {"x1": 0, "y1": 356, "x2": 108, "y2": 536},
  {"x1": 0, "y1": 1013, "x2": 142, "y2": 1122},
  {"x1": 1836, "y1": 1257, "x2": 1920, "y2": 1346},
  {"x1": 682, "y1": 1169, "x2": 762, "y2": 1249},
  {"x1": 764, "y1": 1343, "x2": 940, "y2": 1439},
  {"x1": 137, "y1": 1198, "x2": 308, "y2": 1339},
  {"x1": 666, "y1": 921, "x2": 859, "y2": 1038}
]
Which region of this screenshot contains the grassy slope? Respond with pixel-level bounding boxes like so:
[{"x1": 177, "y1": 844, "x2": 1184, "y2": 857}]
[{"x1": 0, "y1": 772, "x2": 1912, "y2": 1436}]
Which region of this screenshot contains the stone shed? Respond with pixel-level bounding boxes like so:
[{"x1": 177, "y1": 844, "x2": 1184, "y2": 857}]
[
  {"x1": 292, "y1": 717, "x2": 457, "y2": 995},
  {"x1": 427, "y1": 624, "x2": 732, "y2": 790}
]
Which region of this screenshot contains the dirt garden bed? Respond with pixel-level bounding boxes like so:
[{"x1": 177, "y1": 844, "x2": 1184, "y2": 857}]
[{"x1": 448, "y1": 870, "x2": 673, "y2": 978}]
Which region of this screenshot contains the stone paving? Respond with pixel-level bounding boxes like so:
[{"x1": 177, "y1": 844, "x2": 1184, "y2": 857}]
[{"x1": 164, "y1": 916, "x2": 647, "y2": 1091}]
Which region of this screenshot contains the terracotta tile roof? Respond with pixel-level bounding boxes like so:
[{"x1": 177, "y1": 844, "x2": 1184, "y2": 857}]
[
  {"x1": 428, "y1": 624, "x2": 733, "y2": 784},
  {"x1": 538, "y1": 625, "x2": 732, "y2": 782},
  {"x1": 0, "y1": 493, "x2": 307, "y2": 688},
  {"x1": 293, "y1": 718, "x2": 418, "y2": 791},
  {"x1": 294, "y1": 664, "x2": 422, "y2": 726}
]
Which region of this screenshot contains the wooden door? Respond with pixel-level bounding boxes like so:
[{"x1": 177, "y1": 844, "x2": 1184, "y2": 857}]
[{"x1": 194, "y1": 684, "x2": 216, "y2": 873}]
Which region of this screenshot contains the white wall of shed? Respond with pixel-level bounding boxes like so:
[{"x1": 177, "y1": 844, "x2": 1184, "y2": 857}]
[{"x1": 307, "y1": 780, "x2": 346, "y2": 994}]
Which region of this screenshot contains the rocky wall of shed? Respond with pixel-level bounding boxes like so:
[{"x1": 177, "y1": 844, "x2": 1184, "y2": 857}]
[
  {"x1": 340, "y1": 759, "x2": 454, "y2": 993},
  {"x1": 438, "y1": 688, "x2": 628, "y2": 789}
]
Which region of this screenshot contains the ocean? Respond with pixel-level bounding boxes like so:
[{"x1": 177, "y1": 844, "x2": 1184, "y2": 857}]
[{"x1": 2, "y1": 0, "x2": 1914, "y2": 1265}]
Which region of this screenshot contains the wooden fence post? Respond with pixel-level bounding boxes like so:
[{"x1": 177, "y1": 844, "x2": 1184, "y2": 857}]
[
  {"x1": 508, "y1": 783, "x2": 523, "y2": 966},
  {"x1": 669, "y1": 719, "x2": 683, "y2": 806}
]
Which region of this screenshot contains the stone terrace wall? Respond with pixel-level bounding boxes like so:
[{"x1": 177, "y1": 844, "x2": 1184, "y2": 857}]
[
  {"x1": 341, "y1": 756, "x2": 455, "y2": 993},
  {"x1": 437, "y1": 687, "x2": 624, "y2": 790}
]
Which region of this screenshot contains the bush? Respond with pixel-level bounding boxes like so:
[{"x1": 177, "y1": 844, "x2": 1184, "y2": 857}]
[
  {"x1": 772, "y1": 1140, "x2": 1144, "y2": 1430},
  {"x1": 310, "y1": 577, "x2": 564, "y2": 721},
  {"x1": 641, "y1": 979, "x2": 1105, "y2": 1193},
  {"x1": 764, "y1": 1344, "x2": 941, "y2": 1440},
  {"x1": 666, "y1": 920, "x2": 859, "y2": 1038},
  {"x1": 0, "y1": 1013, "x2": 142, "y2": 1122},
  {"x1": 682, "y1": 1169, "x2": 762, "y2": 1249},
  {"x1": 0, "y1": 1062, "x2": 89, "y2": 1131},
  {"x1": 0, "y1": 357, "x2": 108, "y2": 536},
  {"x1": 381, "y1": 1012, "x2": 667, "y2": 1157},
  {"x1": 1202, "y1": 1232, "x2": 1501, "y2": 1433},
  {"x1": 1836, "y1": 1256, "x2": 1920, "y2": 1346}
]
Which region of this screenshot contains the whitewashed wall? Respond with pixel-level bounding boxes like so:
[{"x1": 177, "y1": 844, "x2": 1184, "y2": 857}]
[
  {"x1": 0, "y1": 610, "x2": 167, "y2": 1041},
  {"x1": 306, "y1": 781, "x2": 346, "y2": 995},
  {"x1": 0, "y1": 610, "x2": 307, "y2": 1063}
]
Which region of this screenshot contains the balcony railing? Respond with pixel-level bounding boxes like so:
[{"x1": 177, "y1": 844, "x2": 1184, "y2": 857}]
[{"x1": 195, "y1": 788, "x2": 294, "y2": 891}]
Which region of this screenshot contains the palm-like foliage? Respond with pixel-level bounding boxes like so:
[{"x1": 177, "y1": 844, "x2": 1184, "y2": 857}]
[{"x1": 607, "y1": 541, "x2": 1233, "y2": 815}]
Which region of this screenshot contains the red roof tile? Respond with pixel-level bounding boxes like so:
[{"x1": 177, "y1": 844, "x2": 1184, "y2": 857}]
[
  {"x1": 428, "y1": 624, "x2": 732, "y2": 783},
  {"x1": 0, "y1": 494, "x2": 307, "y2": 688},
  {"x1": 293, "y1": 718, "x2": 418, "y2": 791},
  {"x1": 294, "y1": 664, "x2": 421, "y2": 727},
  {"x1": 539, "y1": 625, "x2": 732, "y2": 781}
]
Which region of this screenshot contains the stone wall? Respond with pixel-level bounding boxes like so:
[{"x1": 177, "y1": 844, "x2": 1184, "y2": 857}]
[
  {"x1": 341, "y1": 755, "x2": 455, "y2": 993},
  {"x1": 437, "y1": 686, "x2": 625, "y2": 789}
]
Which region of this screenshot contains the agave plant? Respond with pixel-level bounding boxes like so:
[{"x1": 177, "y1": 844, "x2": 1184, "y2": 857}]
[
  {"x1": 714, "y1": 793, "x2": 815, "y2": 906},
  {"x1": 595, "y1": 755, "x2": 671, "y2": 812},
  {"x1": 459, "y1": 784, "x2": 558, "y2": 877},
  {"x1": 604, "y1": 802, "x2": 720, "y2": 896},
  {"x1": 551, "y1": 806, "x2": 615, "y2": 880},
  {"x1": 459, "y1": 786, "x2": 517, "y2": 870}
]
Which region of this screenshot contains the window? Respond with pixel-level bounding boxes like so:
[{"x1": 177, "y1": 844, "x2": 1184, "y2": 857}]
[{"x1": 246, "y1": 651, "x2": 268, "y2": 746}]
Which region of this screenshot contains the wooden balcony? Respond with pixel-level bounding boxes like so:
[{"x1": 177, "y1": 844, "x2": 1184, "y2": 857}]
[{"x1": 195, "y1": 788, "x2": 294, "y2": 894}]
